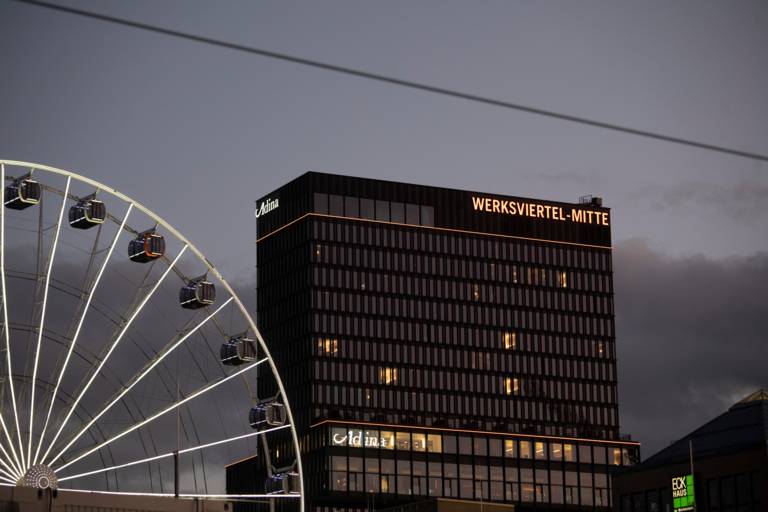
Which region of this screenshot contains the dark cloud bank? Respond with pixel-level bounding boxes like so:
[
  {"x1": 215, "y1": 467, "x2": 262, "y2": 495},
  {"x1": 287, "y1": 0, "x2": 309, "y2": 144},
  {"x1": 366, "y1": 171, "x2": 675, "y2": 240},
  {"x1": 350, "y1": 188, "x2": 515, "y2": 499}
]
[{"x1": 613, "y1": 239, "x2": 768, "y2": 458}]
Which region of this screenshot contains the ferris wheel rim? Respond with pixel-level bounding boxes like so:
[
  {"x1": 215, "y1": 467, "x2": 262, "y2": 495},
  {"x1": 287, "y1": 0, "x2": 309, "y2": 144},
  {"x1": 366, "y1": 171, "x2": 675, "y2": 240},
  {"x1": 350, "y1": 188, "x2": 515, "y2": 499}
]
[{"x1": 0, "y1": 159, "x2": 304, "y2": 507}]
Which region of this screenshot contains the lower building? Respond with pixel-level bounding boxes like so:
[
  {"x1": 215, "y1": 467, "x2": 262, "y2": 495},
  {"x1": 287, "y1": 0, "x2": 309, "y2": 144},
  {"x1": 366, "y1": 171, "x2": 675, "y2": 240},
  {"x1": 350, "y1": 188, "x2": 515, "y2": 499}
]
[
  {"x1": 229, "y1": 420, "x2": 638, "y2": 511},
  {"x1": 612, "y1": 390, "x2": 768, "y2": 512}
]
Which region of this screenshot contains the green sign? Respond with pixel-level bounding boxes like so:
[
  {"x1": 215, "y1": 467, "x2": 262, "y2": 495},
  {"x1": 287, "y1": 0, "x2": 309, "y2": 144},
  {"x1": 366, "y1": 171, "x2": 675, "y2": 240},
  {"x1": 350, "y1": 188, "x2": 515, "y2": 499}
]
[{"x1": 672, "y1": 474, "x2": 695, "y2": 511}]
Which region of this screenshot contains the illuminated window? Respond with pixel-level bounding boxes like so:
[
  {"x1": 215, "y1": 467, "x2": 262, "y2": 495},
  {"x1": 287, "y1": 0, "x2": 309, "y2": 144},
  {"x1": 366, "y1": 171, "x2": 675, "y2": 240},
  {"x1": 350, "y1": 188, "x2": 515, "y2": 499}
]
[
  {"x1": 317, "y1": 337, "x2": 338, "y2": 354},
  {"x1": 380, "y1": 431, "x2": 395, "y2": 450},
  {"x1": 559, "y1": 271, "x2": 568, "y2": 288},
  {"x1": 504, "y1": 439, "x2": 515, "y2": 457},
  {"x1": 379, "y1": 367, "x2": 398, "y2": 385},
  {"x1": 331, "y1": 472, "x2": 347, "y2": 491},
  {"x1": 427, "y1": 434, "x2": 442, "y2": 453},
  {"x1": 519, "y1": 441, "x2": 532, "y2": 459},
  {"x1": 512, "y1": 266, "x2": 518, "y2": 284},
  {"x1": 563, "y1": 444, "x2": 576, "y2": 462},
  {"x1": 521, "y1": 483, "x2": 534, "y2": 502},
  {"x1": 503, "y1": 332, "x2": 517, "y2": 350},
  {"x1": 597, "y1": 343, "x2": 605, "y2": 356},
  {"x1": 472, "y1": 284, "x2": 480, "y2": 300},
  {"x1": 396, "y1": 432, "x2": 410, "y2": 450},
  {"x1": 622, "y1": 448, "x2": 632, "y2": 466},
  {"x1": 611, "y1": 447, "x2": 621, "y2": 465},
  {"x1": 504, "y1": 377, "x2": 520, "y2": 396},
  {"x1": 550, "y1": 443, "x2": 562, "y2": 461},
  {"x1": 380, "y1": 476, "x2": 390, "y2": 493},
  {"x1": 412, "y1": 433, "x2": 426, "y2": 452},
  {"x1": 315, "y1": 244, "x2": 322, "y2": 257},
  {"x1": 535, "y1": 442, "x2": 547, "y2": 459}
]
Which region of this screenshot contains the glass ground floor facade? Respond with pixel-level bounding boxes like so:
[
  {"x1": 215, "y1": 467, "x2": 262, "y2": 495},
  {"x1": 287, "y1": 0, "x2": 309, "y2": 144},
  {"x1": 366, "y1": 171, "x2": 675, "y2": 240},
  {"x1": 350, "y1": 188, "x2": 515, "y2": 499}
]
[{"x1": 303, "y1": 421, "x2": 640, "y2": 511}]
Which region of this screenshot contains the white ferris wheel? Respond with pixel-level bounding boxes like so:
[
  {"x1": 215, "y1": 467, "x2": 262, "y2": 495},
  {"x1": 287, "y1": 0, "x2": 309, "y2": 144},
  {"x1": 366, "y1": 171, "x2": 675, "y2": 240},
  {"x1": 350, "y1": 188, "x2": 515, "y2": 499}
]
[{"x1": 0, "y1": 160, "x2": 303, "y2": 508}]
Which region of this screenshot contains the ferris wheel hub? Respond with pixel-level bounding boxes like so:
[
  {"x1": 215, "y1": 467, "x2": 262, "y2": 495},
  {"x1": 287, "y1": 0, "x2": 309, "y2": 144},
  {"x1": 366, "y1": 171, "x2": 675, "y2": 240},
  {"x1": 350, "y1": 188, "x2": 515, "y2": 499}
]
[{"x1": 17, "y1": 464, "x2": 58, "y2": 490}]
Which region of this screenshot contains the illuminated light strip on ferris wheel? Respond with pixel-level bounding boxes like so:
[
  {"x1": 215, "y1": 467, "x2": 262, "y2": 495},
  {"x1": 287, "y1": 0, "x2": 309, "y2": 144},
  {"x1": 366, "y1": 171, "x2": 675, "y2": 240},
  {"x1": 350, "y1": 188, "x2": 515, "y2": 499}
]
[
  {"x1": 32, "y1": 204, "x2": 134, "y2": 466},
  {"x1": 47, "y1": 297, "x2": 234, "y2": 467},
  {"x1": 55, "y1": 357, "x2": 269, "y2": 473},
  {"x1": 58, "y1": 423, "x2": 290, "y2": 482},
  {"x1": 0, "y1": 460, "x2": 18, "y2": 482},
  {"x1": 40, "y1": 244, "x2": 189, "y2": 466},
  {"x1": 27, "y1": 176, "x2": 71, "y2": 467},
  {"x1": 0, "y1": 163, "x2": 26, "y2": 473},
  {"x1": 0, "y1": 449, "x2": 20, "y2": 481},
  {"x1": 0, "y1": 420, "x2": 22, "y2": 478}
]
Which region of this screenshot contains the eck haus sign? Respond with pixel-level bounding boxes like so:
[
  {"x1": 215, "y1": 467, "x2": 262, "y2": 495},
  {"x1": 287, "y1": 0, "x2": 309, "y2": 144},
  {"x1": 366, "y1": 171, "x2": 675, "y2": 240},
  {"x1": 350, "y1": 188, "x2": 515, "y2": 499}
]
[{"x1": 672, "y1": 474, "x2": 695, "y2": 512}]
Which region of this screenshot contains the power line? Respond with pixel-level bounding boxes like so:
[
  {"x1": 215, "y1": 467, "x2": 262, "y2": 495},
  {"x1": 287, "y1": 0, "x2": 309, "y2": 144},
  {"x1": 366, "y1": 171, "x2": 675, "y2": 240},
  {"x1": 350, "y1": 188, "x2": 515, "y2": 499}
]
[{"x1": 14, "y1": 0, "x2": 768, "y2": 163}]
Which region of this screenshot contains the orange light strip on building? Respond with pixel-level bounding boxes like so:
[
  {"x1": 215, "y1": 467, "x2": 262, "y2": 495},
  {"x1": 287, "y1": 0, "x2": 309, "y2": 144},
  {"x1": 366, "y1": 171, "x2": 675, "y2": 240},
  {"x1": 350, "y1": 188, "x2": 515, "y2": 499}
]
[
  {"x1": 310, "y1": 419, "x2": 641, "y2": 446},
  {"x1": 256, "y1": 212, "x2": 612, "y2": 250}
]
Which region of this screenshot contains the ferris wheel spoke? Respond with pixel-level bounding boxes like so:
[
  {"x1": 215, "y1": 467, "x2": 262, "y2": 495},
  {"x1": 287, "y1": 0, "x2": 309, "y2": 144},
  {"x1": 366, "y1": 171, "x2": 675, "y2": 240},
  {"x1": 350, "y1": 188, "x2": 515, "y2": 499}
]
[
  {"x1": 0, "y1": 444, "x2": 21, "y2": 480},
  {"x1": 0, "y1": 164, "x2": 26, "y2": 471},
  {"x1": 0, "y1": 456, "x2": 19, "y2": 480},
  {"x1": 40, "y1": 244, "x2": 189, "y2": 466},
  {"x1": 54, "y1": 357, "x2": 268, "y2": 473},
  {"x1": 32, "y1": 204, "x2": 134, "y2": 466},
  {"x1": 48, "y1": 297, "x2": 234, "y2": 467},
  {"x1": 0, "y1": 414, "x2": 23, "y2": 478},
  {"x1": 27, "y1": 176, "x2": 70, "y2": 468},
  {"x1": 58, "y1": 423, "x2": 289, "y2": 483}
]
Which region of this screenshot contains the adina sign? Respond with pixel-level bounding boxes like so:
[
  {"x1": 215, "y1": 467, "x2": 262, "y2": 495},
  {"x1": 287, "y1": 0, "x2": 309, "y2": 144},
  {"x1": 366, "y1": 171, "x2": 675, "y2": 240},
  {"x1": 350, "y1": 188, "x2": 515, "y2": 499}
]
[
  {"x1": 332, "y1": 429, "x2": 389, "y2": 448},
  {"x1": 255, "y1": 197, "x2": 279, "y2": 218}
]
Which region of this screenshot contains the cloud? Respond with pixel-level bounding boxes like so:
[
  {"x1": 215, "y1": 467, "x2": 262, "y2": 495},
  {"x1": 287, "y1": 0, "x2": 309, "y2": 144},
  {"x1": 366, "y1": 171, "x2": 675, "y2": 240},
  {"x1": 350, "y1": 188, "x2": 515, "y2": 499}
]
[
  {"x1": 614, "y1": 239, "x2": 768, "y2": 458},
  {"x1": 638, "y1": 177, "x2": 768, "y2": 223}
]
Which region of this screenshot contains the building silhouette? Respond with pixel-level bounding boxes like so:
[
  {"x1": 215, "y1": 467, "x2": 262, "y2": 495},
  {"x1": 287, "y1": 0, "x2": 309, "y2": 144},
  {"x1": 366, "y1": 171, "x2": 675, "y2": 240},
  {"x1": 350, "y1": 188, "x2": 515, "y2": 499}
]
[{"x1": 613, "y1": 389, "x2": 767, "y2": 512}]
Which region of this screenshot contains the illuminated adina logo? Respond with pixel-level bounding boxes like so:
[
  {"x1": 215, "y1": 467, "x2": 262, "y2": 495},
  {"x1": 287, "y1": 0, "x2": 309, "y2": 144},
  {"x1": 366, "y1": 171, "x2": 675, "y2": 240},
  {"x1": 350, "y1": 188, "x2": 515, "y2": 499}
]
[
  {"x1": 332, "y1": 430, "x2": 389, "y2": 448},
  {"x1": 255, "y1": 197, "x2": 279, "y2": 218}
]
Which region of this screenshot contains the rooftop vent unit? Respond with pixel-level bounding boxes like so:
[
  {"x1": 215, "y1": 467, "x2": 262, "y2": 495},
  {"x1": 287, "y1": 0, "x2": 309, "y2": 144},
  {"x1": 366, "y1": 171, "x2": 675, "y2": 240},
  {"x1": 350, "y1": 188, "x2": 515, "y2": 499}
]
[{"x1": 578, "y1": 195, "x2": 603, "y2": 207}]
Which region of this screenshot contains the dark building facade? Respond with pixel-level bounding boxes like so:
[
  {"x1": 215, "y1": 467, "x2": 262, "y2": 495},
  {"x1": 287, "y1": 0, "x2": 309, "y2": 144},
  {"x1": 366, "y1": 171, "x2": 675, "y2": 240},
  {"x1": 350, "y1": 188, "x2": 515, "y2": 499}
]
[
  {"x1": 613, "y1": 390, "x2": 767, "y2": 512},
  {"x1": 228, "y1": 173, "x2": 640, "y2": 511}
]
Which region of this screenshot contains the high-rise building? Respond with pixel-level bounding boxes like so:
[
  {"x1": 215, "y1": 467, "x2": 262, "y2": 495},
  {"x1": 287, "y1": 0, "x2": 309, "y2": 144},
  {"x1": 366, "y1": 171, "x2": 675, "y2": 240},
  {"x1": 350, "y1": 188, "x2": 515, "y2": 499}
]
[{"x1": 227, "y1": 172, "x2": 640, "y2": 511}]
